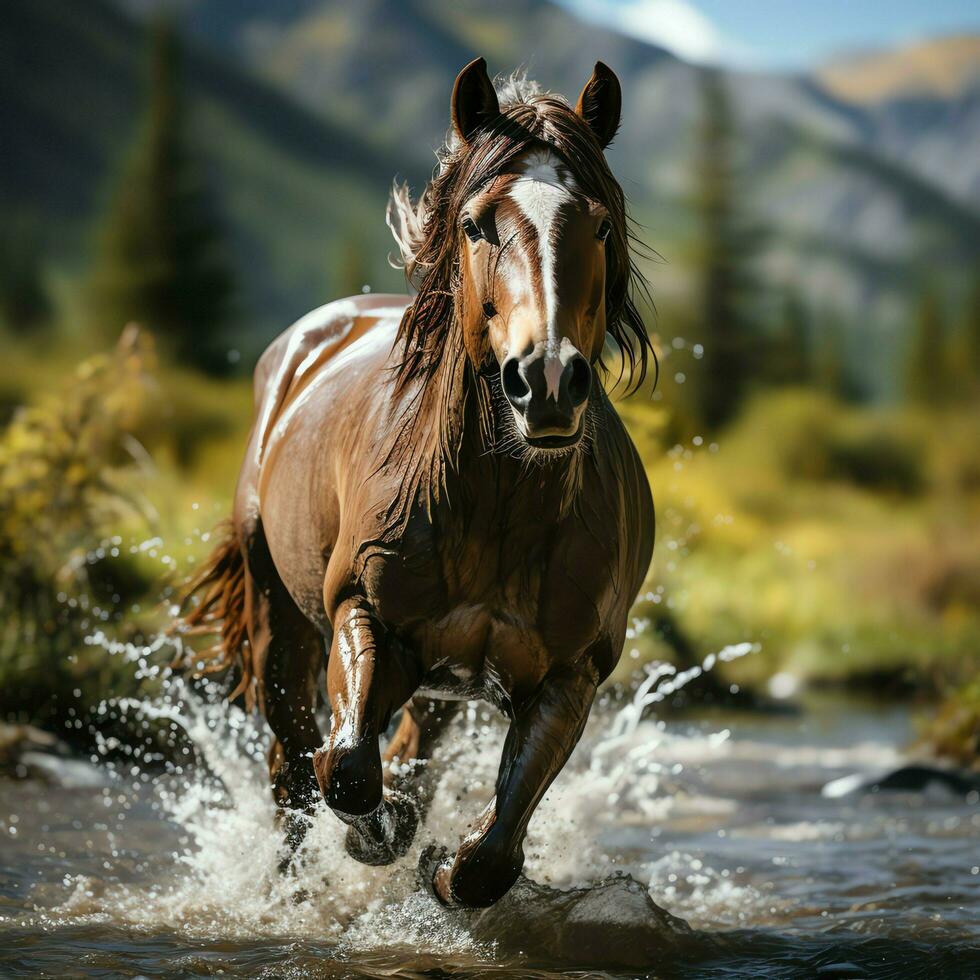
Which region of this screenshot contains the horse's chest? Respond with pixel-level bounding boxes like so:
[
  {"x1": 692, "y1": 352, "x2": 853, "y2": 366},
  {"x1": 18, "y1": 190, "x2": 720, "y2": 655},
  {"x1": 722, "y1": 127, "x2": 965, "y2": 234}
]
[{"x1": 361, "y1": 514, "x2": 613, "y2": 685}]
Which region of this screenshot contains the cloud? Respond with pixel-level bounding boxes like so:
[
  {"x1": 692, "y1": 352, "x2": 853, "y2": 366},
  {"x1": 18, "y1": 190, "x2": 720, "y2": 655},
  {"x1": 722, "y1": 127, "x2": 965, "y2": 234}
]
[{"x1": 564, "y1": 0, "x2": 755, "y2": 67}]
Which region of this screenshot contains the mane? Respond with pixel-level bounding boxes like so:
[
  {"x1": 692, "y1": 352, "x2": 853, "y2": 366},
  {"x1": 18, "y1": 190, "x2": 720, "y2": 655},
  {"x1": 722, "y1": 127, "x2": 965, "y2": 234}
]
[
  {"x1": 380, "y1": 71, "x2": 654, "y2": 527},
  {"x1": 388, "y1": 74, "x2": 543, "y2": 267}
]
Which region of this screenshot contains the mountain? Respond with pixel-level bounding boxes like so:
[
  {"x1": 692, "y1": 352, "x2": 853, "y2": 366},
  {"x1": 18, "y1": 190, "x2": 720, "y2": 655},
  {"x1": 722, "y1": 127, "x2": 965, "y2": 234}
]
[
  {"x1": 181, "y1": 0, "x2": 669, "y2": 147},
  {"x1": 816, "y1": 36, "x2": 980, "y2": 206},
  {"x1": 0, "y1": 0, "x2": 405, "y2": 353},
  {"x1": 172, "y1": 2, "x2": 980, "y2": 335},
  {"x1": 172, "y1": 0, "x2": 980, "y2": 213},
  {"x1": 818, "y1": 36, "x2": 980, "y2": 104},
  {"x1": 4, "y1": 0, "x2": 979, "y2": 390}
]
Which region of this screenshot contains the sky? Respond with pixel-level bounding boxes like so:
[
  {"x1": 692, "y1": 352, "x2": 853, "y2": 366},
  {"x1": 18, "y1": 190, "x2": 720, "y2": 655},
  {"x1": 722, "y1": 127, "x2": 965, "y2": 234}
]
[{"x1": 556, "y1": 0, "x2": 980, "y2": 69}]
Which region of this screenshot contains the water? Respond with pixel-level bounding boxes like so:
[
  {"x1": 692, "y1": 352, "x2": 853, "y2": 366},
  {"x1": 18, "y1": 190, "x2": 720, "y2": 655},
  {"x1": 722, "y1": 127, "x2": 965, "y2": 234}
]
[{"x1": 1, "y1": 664, "x2": 978, "y2": 978}]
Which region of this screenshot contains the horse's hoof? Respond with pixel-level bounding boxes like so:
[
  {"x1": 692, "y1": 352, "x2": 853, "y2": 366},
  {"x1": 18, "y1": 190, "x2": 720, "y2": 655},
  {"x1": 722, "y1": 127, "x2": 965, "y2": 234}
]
[
  {"x1": 417, "y1": 844, "x2": 454, "y2": 905},
  {"x1": 344, "y1": 792, "x2": 418, "y2": 866},
  {"x1": 418, "y1": 842, "x2": 523, "y2": 908},
  {"x1": 418, "y1": 844, "x2": 456, "y2": 906}
]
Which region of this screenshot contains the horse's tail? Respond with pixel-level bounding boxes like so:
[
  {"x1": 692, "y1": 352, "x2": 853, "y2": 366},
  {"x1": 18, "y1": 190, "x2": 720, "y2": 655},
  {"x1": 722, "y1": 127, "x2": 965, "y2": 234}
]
[{"x1": 170, "y1": 520, "x2": 256, "y2": 709}]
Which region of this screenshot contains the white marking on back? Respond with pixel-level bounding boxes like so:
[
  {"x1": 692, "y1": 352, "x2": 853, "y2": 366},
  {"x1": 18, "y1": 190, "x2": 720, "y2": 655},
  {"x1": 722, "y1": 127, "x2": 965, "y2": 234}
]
[
  {"x1": 255, "y1": 300, "x2": 357, "y2": 466},
  {"x1": 509, "y1": 151, "x2": 576, "y2": 365},
  {"x1": 267, "y1": 319, "x2": 396, "y2": 450},
  {"x1": 256, "y1": 303, "x2": 400, "y2": 467}
]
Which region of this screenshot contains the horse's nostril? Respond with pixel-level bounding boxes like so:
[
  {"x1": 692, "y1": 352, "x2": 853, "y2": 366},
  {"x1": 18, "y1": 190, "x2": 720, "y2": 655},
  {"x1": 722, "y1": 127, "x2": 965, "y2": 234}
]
[
  {"x1": 566, "y1": 356, "x2": 592, "y2": 407},
  {"x1": 501, "y1": 357, "x2": 530, "y2": 404}
]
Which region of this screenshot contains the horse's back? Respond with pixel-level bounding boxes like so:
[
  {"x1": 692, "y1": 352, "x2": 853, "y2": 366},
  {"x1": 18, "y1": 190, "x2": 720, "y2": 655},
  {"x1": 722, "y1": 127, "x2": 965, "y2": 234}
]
[{"x1": 251, "y1": 294, "x2": 409, "y2": 466}]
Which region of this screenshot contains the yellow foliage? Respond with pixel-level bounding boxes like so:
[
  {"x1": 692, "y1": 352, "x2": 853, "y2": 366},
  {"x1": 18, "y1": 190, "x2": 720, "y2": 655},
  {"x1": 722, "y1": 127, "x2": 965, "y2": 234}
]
[{"x1": 622, "y1": 388, "x2": 980, "y2": 687}]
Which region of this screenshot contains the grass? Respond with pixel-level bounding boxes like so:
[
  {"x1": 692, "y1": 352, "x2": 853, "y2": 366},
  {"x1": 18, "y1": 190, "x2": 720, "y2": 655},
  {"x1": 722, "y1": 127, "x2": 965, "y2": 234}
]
[{"x1": 619, "y1": 388, "x2": 980, "y2": 696}]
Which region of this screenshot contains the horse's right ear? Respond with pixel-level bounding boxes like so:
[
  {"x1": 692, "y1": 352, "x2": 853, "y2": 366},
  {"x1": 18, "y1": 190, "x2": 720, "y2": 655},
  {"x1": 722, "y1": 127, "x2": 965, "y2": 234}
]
[{"x1": 452, "y1": 57, "x2": 500, "y2": 144}]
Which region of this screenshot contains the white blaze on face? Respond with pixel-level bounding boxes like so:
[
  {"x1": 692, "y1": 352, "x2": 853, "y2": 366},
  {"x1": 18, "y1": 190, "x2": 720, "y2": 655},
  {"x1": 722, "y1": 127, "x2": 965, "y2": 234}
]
[{"x1": 509, "y1": 150, "x2": 578, "y2": 385}]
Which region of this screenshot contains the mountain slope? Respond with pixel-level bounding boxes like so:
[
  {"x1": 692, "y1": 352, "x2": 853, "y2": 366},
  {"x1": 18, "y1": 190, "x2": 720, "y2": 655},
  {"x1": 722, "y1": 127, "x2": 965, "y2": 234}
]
[
  {"x1": 172, "y1": 0, "x2": 980, "y2": 310},
  {"x1": 816, "y1": 35, "x2": 980, "y2": 205},
  {"x1": 178, "y1": 0, "x2": 670, "y2": 176},
  {"x1": 5, "y1": 0, "x2": 979, "y2": 385},
  {"x1": 0, "y1": 0, "x2": 405, "y2": 350},
  {"x1": 818, "y1": 35, "x2": 980, "y2": 105}
]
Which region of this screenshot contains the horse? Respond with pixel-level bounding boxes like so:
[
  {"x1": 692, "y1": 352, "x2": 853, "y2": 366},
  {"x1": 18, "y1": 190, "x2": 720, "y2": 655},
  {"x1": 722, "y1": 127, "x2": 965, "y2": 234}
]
[{"x1": 178, "y1": 57, "x2": 655, "y2": 909}]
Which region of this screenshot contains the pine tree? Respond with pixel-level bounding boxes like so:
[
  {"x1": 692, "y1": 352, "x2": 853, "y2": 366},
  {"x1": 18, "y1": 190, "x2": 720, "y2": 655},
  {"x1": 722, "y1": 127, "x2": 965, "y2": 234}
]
[
  {"x1": 814, "y1": 308, "x2": 845, "y2": 397},
  {"x1": 0, "y1": 216, "x2": 52, "y2": 333},
  {"x1": 769, "y1": 288, "x2": 811, "y2": 386},
  {"x1": 336, "y1": 235, "x2": 370, "y2": 299},
  {"x1": 904, "y1": 283, "x2": 948, "y2": 406},
  {"x1": 686, "y1": 68, "x2": 762, "y2": 431},
  {"x1": 957, "y1": 266, "x2": 980, "y2": 397},
  {"x1": 813, "y1": 308, "x2": 862, "y2": 404},
  {"x1": 89, "y1": 17, "x2": 234, "y2": 372}
]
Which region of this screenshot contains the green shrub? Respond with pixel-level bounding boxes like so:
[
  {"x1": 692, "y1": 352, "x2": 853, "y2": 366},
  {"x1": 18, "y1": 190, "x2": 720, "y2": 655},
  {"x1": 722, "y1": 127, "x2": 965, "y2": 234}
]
[
  {"x1": 824, "y1": 416, "x2": 924, "y2": 495},
  {"x1": 921, "y1": 679, "x2": 980, "y2": 771},
  {"x1": 728, "y1": 390, "x2": 925, "y2": 495},
  {"x1": 624, "y1": 388, "x2": 979, "y2": 696},
  {"x1": 0, "y1": 328, "x2": 157, "y2": 727}
]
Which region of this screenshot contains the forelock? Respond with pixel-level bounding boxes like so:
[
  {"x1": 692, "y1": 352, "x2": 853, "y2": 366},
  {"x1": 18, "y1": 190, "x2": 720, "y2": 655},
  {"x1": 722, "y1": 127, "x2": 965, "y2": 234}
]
[{"x1": 496, "y1": 71, "x2": 547, "y2": 107}]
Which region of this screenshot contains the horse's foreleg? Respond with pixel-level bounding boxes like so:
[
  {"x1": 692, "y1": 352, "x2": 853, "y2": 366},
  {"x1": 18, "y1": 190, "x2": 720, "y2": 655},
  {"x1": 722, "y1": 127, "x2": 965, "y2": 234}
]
[
  {"x1": 430, "y1": 665, "x2": 597, "y2": 908},
  {"x1": 313, "y1": 597, "x2": 422, "y2": 864}
]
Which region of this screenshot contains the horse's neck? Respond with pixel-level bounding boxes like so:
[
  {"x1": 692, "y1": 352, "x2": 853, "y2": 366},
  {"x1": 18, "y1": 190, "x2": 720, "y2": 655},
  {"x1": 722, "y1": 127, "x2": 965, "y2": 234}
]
[{"x1": 393, "y1": 336, "x2": 586, "y2": 531}]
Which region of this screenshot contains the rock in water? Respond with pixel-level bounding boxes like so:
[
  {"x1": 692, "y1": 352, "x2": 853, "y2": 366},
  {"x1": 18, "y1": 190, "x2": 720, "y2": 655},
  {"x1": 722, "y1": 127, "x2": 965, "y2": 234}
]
[
  {"x1": 464, "y1": 873, "x2": 698, "y2": 968},
  {"x1": 822, "y1": 763, "x2": 980, "y2": 799},
  {"x1": 0, "y1": 722, "x2": 106, "y2": 787}
]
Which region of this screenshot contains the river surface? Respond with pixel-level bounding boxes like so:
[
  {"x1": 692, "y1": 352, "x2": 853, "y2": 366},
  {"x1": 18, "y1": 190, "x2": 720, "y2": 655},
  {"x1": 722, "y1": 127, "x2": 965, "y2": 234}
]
[{"x1": 1, "y1": 674, "x2": 978, "y2": 978}]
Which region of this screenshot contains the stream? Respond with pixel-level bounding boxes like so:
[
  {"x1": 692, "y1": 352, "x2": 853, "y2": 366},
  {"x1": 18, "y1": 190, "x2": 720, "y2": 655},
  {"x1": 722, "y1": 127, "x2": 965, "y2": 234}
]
[{"x1": 1, "y1": 667, "x2": 978, "y2": 978}]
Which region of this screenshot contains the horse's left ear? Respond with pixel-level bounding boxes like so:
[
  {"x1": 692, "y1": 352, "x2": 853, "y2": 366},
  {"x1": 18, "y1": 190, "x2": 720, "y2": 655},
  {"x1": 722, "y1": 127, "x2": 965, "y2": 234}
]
[
  {"x1": 452, "y1": 57, "x2": 501, "y2": 144},
  {"x1": 575, "y1": 61, "x2": 622, "y2": 149}
]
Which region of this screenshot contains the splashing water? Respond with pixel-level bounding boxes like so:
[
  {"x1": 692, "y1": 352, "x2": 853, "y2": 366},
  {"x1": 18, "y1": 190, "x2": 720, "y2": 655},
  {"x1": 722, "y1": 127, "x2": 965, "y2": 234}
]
[
  {"x1": 3, "y1": 623, "x2": 979, "y2": 977},
  {"x1": 57, "y1": 646, "x2": 734, "y2": 939}
]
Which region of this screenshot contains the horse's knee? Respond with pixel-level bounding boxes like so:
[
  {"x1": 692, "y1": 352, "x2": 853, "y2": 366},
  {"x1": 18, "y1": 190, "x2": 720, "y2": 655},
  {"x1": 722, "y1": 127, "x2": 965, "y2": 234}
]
[{"x1": 313, "y1": 736, "x2": 383, "y2": 817}]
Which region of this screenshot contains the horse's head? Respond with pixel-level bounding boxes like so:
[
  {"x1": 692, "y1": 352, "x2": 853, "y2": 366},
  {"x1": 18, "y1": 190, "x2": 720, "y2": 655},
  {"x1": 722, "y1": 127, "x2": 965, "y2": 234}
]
[
  {"x1": 454, "y1": 60, "x2": 621, "y2": 449},
  {"x1": 389, "y1": 59, "x2": 651, "y2": 456}
]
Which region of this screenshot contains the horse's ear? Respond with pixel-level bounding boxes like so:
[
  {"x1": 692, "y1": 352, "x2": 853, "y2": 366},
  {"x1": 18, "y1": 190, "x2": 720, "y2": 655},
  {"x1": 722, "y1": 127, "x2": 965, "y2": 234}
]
[
  {"x1": 575, "y1": 61, "x2": 622, "y2": 149},
  {"x1": 452, "y1": 57, "x2": 500, "y2": 144}
]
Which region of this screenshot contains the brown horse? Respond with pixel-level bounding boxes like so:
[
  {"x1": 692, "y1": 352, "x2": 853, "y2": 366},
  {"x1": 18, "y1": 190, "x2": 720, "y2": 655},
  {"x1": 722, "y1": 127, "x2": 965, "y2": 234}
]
[{"x1": 179, "y1": 58, "x2": 655, "y2": 908}]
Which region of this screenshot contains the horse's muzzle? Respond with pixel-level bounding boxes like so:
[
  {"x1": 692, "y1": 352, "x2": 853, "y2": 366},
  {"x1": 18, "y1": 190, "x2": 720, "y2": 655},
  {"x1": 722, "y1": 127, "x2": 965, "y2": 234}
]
[{"x1": 500, "y1": 345, "x2": 591, "y2": 446}]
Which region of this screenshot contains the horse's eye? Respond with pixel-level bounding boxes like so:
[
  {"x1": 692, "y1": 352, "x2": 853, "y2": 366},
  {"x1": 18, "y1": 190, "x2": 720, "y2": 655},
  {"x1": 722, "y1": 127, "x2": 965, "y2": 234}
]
[
  {"x1": 596, "y1": 219, "x2": 612, "y2": 242},
  {"x1": 482, "y1": 301, "x2": 497, "y2": 319},
  {"x1": 461, "y1": 216, "x2": 484, "y2": 242}
]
